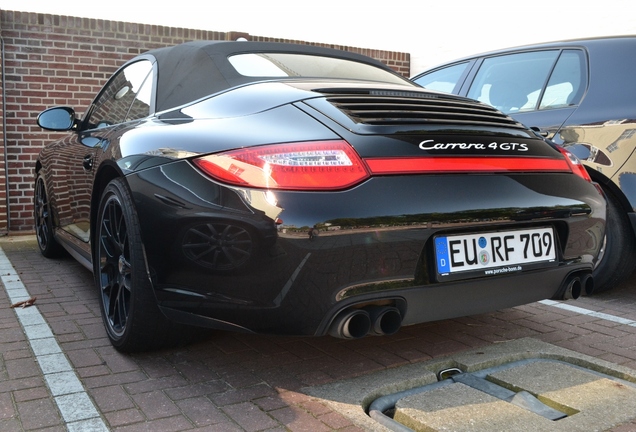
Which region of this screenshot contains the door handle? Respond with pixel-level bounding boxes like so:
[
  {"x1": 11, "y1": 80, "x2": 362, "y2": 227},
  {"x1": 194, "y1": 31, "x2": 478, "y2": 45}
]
[{"x1": 530, "y1": 126, "x2": 549, "y2": 138}]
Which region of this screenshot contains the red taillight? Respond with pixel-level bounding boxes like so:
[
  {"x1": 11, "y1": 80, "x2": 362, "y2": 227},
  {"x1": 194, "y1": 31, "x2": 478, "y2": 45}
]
[
  {"x1": 557, "y1": 146, "x2": 592, "y2": 182},
  {"x1": 193, "y1": 140, "x2": 370, "y2": 190}
]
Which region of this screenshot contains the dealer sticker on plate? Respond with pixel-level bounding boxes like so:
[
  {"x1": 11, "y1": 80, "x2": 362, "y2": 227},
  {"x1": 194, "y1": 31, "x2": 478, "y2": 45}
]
[{"x1": 434, "y1": 227, "x2": 556, "y2": 281}]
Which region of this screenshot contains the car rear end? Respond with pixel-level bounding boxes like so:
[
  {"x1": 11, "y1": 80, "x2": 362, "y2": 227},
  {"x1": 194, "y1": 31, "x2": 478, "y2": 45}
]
[{"x1": 128, "y1": 84, "x2": 605, "y2": 338}]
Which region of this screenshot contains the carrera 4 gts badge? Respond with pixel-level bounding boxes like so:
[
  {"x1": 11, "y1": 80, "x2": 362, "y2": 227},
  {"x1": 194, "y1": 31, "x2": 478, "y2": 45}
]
[{"x1": 419, "y1": 140, "x2": 528, "y2": 151}]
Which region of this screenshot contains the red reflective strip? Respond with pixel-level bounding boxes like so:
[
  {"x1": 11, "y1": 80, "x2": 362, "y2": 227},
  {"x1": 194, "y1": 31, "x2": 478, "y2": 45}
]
[{"x1": 364, "y1": 157, "x2": 571, "y2": 174}]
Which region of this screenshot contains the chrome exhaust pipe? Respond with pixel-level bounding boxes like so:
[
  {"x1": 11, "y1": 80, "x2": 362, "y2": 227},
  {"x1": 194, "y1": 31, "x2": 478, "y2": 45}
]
[
  {"x1": 328, "y1": 309, "x2": 371, "y2": 339},
  {"x1": 368, "y1": 306, "x2": 402, "y2": 336}
]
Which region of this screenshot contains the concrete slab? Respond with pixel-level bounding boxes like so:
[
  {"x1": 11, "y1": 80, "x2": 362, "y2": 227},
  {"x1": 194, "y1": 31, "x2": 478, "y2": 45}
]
[
  {"x1": 395, "y1": 382, "x2": 556, "y2": 432},
  {"x1": 490, "y1": 361, "x2": 636, "y2": 430},
  {"x1": 303, "y1": 338, "x2": 636, "y2": 432}
]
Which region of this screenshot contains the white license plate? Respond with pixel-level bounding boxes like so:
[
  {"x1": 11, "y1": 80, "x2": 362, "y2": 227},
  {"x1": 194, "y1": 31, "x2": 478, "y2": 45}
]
[{"x1": 435, "y1": 227, "x2": 556, "y2": 280}]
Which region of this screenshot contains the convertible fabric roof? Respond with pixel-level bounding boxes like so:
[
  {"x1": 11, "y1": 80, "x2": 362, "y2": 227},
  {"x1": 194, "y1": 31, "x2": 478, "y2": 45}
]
[{"x1": 137, "y1": 41, "x2": 394, "y2": 112}]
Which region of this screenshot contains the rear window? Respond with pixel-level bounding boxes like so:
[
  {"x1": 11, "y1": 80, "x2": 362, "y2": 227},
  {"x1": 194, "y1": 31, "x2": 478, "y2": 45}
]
[
  {"x1": 228, "y1": 53, "x2": 410, "y2": 85},
  {"x1": 412, "y1": 62, "x2": 470, "y2": 93}
]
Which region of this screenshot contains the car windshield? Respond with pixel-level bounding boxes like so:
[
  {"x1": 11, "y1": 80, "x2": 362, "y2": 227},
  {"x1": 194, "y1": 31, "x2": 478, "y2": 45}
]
[{"x1": 228, "y1": 53, "x2": 410, "y2": 85}]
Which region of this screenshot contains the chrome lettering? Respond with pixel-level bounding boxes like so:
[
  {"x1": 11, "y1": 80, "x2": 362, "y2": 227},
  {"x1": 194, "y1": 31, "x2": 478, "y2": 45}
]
[
  {"x1": 419, "y1": 140, "x2": 486, "y2": 150},
  {"x1": 419, "y1": 139, "x2": 528, "y2": 151}
]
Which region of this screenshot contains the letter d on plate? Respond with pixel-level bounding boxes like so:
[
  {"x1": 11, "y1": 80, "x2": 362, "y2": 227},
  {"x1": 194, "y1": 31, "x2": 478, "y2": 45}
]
[{"x1": 435, "y1": 237, "x2": 450, "y2": 273}]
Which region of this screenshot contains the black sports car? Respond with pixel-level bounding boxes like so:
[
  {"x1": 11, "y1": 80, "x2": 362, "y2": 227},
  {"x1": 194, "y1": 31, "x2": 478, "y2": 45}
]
[
  {"x1": 35, "y1": 41, "x2": 605, "y2": 352},
  {"x1": 411, "y1": 35, "x2": 636, "y2": 293}
]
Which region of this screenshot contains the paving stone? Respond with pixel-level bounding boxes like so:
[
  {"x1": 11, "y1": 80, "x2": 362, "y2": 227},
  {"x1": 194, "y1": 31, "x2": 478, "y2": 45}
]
[{"x1": 222, "y1": 402, "x2": 279, "y2": 431}]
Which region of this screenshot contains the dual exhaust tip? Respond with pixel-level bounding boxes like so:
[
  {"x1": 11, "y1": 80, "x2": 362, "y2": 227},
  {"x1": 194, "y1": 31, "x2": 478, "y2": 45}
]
[
  {"x1": 329, "y1": 306, "x2": 402, "y2": 339},
  {"x1": 554, "y1": 271, "x2": 594, "y2": 300},
  {"x1": 330, "y1": 271, "x2": 593, "y2": 338}
]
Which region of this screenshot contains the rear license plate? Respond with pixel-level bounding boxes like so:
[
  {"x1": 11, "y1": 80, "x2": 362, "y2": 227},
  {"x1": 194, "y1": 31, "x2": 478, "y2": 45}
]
[{"x1": 434, "y1": 227, "x2": 557, "y2": 282}]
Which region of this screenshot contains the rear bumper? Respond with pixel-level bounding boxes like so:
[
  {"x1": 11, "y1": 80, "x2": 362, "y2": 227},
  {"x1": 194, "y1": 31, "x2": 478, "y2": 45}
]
[
  {"x1": 126, "y1": 161, "x2": 605, "y2": 336},
  {"x1": 159, "y1": 262, "x2": 592, "y2": 337}
]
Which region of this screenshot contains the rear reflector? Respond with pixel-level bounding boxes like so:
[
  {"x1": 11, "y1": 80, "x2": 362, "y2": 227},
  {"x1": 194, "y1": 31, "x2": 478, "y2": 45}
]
[
  {"x1": 193, "y1": 140, "x2": 370, "y2": 190},
  {"x1": 365, "y1": 156, "x2": 572, "y2": 174},
  {"x1": 556, "y1": 145, "x2": 592, "y2": 182}
]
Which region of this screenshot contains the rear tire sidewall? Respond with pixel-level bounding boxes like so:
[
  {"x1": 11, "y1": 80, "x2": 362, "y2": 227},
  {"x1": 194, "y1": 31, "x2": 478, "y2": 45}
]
[
  {"x1": 34, "y1": 173, "x2": 63, "y2": 258},
  {"x1": 592, "y1": 189, "x2": 636, "y2": 292}
]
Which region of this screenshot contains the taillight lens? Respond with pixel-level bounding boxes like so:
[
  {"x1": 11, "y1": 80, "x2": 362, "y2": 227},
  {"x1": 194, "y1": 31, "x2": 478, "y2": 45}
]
[
  {"x1": 557, "y1": 146, "x2": 592, "y2": 182},
  {"x1": 193, "y1": 140, "x2": 370, "y2": 190}
]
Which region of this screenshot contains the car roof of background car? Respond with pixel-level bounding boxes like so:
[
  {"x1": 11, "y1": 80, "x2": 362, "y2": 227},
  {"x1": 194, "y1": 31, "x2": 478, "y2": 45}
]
[
  {"x1": 413, "y1": 35, "x2": 636, "y2": 77},
  {"x1": 139, "y1": 40, "x2": 398, "y2": 112}
]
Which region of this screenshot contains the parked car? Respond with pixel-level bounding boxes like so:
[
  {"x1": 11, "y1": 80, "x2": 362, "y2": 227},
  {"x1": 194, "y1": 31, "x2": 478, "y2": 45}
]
[
  {"x1": 412, "y1": 35, "x2": 636, "y2": 293},
  {"x1": 35, "y1": 41, "x2": 605, "y2": 352}
]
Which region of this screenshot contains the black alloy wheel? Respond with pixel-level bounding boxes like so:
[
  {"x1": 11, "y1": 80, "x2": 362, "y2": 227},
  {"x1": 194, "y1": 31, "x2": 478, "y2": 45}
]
[
  {"x1": 34, "y1": 174, "x2": 63, "y2": 257},
  {"x1": 95, "y1": 178, "x2": 171, "y2": 352}
]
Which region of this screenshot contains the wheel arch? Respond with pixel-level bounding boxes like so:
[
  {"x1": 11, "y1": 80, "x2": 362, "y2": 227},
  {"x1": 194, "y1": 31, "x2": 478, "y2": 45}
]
[
  {"x1": 586, "y1": 165, "x2": 636, "y2": 238},
  {"x1": 90, "y1": 163, "x2": 125, "y2": 256}
]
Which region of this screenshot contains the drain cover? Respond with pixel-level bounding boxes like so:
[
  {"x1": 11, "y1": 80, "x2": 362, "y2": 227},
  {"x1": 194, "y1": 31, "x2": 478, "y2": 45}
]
[
  {"x1": 370, "y1": 359, "x2": 636, "y2": 432},
  {"x1": 303, "y1": 339, "x2": 636, "y2": 432}
]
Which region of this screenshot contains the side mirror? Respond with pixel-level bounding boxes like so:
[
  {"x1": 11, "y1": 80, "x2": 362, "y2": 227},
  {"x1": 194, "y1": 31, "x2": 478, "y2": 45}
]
[{"x1": 37, "y1": 107, "x2": 77, "y2": 131}]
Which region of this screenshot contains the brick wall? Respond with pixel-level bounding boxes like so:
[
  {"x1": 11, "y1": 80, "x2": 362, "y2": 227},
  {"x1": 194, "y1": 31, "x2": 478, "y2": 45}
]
[{"x1": 0, "y1": 9, "x2": 410, "y2": 235}]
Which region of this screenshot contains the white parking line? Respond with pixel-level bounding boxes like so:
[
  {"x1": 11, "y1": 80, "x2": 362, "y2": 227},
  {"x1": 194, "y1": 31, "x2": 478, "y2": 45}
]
[
  {"x1": 0, "y1": 246, "x2": 109, "y2": 432},
  {"x1": 540, "y1": 299, "x2": 636, "y2": 327}
]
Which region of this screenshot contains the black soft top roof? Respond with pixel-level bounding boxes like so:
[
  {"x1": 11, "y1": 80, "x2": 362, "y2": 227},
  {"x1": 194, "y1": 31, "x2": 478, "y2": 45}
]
[{"x1": 136, "y1": 41, "x2": 399, "y2": 112}]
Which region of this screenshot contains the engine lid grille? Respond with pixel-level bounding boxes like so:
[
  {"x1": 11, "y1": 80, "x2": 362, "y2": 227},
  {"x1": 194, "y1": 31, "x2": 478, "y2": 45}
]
[{"x1": 325, "y1": 93, "x2": 525, "y2": 129}]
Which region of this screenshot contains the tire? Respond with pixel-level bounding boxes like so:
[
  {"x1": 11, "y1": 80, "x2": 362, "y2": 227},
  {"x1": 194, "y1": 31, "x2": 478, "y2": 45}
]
[
  {"x1": 94, "y1": 178, "x2": 175, "y2": 352},
  {"x1": 592, "y1": 189, "x2": 636, "y2": 293},
  {"x1": 34, "y1": 173, "x2": 64, "y2": 258}
]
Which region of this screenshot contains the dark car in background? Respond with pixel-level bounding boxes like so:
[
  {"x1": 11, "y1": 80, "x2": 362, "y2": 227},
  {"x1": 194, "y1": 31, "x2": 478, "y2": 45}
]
[
  {"x1": 35, "y1": 41, "x2": 605, "y2": 352},
  {"x1": 412, "y1": 36, "x2": 636, "y2": 293}
]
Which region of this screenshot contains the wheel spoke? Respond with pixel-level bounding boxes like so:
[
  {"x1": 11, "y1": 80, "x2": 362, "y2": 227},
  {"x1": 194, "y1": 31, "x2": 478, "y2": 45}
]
[
  {"x1": 183, "y1": 241, "x2": 212, "y2": 249},
  {"x1": 119, "y1": 256, "x2": 133, "y2": 291},
  {"x1": 100, "y1": 266, "x2": 120, "y2": 326},
  {"x1": 209, "y1": 248, "x2": 222, "y2": 267},
  {"x1": 115, "y1": 208, "x2": 127, "y2": 249},
  {"x1": 227, "y1": 245, "x2": 251, "y2": 257},
  {"x1": 205, "y1": 223, "x2": 220, "y2": 237},
  {"x1": 112, "y1": 279, "x2": 128, "y2": 331},
  {"x1": 227, "y1": 239, "x2": 252, "y2": 247},
  {"x1": 190, "y1": 245, "x2": 216, "y2": 261},
  {"x1": 189, "y1": 228, "x2": 212, "y2": 241},
  {"x1": 222, "y1": 246, "x2": 250, "y2": 266}
]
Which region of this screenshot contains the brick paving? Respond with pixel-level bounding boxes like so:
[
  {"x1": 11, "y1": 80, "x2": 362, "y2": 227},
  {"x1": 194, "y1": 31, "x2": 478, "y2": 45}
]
[{"x1": 1, "y1": 236, "x2": 636, "y2": 431}]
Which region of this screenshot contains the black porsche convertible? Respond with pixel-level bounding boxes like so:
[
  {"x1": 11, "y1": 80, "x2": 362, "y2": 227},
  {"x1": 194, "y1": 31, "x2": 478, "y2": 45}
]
[{"x1": 35, "y1": 41, "x2": 605, "y2": 352}]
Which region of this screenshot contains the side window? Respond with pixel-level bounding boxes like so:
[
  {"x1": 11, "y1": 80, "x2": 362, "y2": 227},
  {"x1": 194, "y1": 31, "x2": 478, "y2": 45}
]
[
  {"x1": 127, "y1": 67, "x2": 154, "y2": 121},
  {"x1": 466, "y1": 51, "x2": 560, "y2": 114},
  {"x1": 540, "y1": 50, "x2": 586, "y2": 110},
  {"x1": 412, "y1": 62, "x2": 470, "y2": 94},
  {"x1": 86, "y1": 60, "x2": 153, "y2": 129}
]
